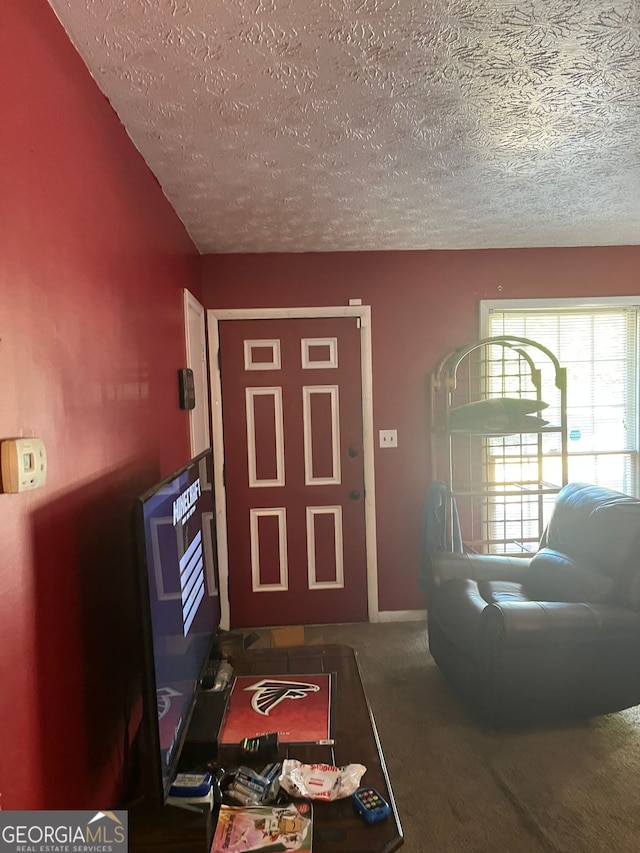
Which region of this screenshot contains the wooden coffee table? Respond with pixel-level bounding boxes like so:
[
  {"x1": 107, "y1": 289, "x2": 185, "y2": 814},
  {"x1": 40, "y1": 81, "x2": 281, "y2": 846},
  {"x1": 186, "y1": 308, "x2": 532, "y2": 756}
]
[{"x1": 218, "y1": 643, "x2": 403, "y2": 853}]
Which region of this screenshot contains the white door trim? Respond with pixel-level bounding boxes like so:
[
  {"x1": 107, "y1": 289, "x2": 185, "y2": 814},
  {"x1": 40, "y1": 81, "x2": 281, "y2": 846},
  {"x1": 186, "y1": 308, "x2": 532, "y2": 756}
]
[{"x1": 207, "y1": 305, "x2": 379, "y2": 630}]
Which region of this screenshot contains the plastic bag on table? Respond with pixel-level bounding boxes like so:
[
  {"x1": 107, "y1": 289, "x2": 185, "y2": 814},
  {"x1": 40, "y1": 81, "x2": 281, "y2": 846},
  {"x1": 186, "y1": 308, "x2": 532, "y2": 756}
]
[{"x1": 278, "y1": 760, "x2": 366, "y2": 801}]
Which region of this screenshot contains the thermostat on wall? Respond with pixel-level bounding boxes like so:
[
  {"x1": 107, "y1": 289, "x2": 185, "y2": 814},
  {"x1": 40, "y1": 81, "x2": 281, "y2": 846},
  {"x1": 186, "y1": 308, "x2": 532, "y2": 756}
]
[{"x1": 1, "y1": 438, "x2": 47, "y2": 493}]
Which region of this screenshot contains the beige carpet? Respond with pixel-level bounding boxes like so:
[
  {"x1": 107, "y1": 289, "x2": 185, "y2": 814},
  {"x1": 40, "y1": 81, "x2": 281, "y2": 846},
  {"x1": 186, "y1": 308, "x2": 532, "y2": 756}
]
[{"x1": 226, "y1": 620, "x2": 640, "y2": 853}]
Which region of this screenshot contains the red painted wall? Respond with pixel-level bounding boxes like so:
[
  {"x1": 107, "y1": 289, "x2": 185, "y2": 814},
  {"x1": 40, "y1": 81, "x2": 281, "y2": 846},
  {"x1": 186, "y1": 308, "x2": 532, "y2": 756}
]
[
  {"x1": 201, "y1": 248, "x2": 640, "y2": 614},
  {"x1": 4, "y1": 0, "x2": 640, "y2": 815},
  {"x1": 1, "y1": 2, "x2": 200, "y2": 809}
]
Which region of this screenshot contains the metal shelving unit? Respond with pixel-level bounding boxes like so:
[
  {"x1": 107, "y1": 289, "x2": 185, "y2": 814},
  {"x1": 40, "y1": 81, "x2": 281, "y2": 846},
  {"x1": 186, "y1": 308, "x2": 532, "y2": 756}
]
[{"x1": 429, "y1": 336, "x2": 568, "y2": 554}]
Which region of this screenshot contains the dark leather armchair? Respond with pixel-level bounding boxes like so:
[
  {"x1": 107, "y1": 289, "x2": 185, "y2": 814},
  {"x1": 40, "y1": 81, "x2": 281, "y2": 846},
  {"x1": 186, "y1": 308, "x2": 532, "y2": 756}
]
[{"x1": 425, "y1": 483, "x2": 640, "y2": 726}]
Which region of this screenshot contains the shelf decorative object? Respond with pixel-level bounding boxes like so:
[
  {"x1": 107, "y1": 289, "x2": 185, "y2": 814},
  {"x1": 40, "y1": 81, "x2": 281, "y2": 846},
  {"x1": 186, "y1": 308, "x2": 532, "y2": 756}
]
[{"x1": 429, "y1": 336, "x2": 568, "y2": 555}]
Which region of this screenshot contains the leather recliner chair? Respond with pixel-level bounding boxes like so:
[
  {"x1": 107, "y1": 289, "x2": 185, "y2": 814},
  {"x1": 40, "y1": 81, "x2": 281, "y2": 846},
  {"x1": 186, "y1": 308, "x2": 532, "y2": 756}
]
[{"x1": 425, "y1": 482, "x2": 640, "y2": 726}]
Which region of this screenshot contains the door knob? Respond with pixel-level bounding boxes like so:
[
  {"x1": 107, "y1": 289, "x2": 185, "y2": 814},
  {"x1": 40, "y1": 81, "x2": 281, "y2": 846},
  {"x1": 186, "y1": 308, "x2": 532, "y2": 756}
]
[
  {"x1": 348, "y1": 447, "x2": 359, "y2": 458},
  {"x1": 349, "y1": 490, "x2": 361, "y2": 501}
]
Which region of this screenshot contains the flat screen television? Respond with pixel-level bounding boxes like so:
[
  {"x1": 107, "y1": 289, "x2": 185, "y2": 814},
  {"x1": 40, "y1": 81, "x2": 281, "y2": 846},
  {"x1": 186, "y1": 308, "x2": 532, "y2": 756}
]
[{"x1": 133, "y1": 448, "x2": 221, "y2": 808}]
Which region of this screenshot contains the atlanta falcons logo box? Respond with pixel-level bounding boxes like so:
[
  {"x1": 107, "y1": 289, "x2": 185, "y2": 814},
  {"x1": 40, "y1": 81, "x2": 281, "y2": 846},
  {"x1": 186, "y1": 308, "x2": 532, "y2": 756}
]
[{"x1": 218, "y1": 675, "x2": 333, "y2": 746}]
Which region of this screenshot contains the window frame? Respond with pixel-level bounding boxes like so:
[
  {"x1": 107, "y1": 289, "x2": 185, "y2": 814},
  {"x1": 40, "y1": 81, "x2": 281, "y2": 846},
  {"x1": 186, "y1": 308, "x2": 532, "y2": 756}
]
[{"x1": 481, "y1": 296, "x2": 640, "y2": 499}]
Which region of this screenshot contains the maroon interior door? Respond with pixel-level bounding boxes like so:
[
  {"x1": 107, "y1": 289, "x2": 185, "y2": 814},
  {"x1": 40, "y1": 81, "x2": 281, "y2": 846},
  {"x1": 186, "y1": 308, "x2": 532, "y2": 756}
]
[{"x1": 219, "y1": 316, "x2": 368, "y2": 628}]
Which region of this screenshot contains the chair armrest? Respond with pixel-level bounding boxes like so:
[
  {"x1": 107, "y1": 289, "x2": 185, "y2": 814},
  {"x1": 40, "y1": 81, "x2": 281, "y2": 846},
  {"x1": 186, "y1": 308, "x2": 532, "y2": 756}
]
[
  {"x1": 430, "y1": 578, "x2": 490, "y2": 649},
  {"x1": 484, "y1": 600, "x2": 640, "y2": 649},
  {"x1": 430, "y1": 552, "x2": 532, "y2": 591}
]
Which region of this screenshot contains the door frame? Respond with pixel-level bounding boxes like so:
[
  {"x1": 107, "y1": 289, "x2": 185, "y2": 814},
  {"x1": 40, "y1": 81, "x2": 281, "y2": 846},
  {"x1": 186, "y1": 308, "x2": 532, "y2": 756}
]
[{"x1": 207, "y1": 305, "x2": 379, "y2": 630}]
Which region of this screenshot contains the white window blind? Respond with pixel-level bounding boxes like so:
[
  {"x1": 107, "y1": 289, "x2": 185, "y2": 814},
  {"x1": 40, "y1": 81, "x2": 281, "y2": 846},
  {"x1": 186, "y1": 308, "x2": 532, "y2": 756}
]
[{"x1": 484, "y1": 303, "x2": 639, "y2": 497}]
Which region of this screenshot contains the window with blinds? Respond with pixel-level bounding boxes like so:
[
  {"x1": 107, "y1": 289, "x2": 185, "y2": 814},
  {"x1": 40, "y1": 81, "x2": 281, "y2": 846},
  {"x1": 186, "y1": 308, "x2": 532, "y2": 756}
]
[{"x1": 482, "y1": 300, "x2": 639, "y2": 499}]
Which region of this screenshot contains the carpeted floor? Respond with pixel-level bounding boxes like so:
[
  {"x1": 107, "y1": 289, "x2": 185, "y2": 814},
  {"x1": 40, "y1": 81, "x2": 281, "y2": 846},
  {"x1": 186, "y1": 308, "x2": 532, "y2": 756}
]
[{"x1": 221, "y1": 620, "x2": 640, "y2": 853}]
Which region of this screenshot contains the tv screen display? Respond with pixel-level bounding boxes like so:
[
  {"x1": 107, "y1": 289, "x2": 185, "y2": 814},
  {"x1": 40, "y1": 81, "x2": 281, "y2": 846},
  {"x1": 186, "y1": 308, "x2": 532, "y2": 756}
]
[{"x1": 134, "y1": 449, "x2": 221, "y2": 806}]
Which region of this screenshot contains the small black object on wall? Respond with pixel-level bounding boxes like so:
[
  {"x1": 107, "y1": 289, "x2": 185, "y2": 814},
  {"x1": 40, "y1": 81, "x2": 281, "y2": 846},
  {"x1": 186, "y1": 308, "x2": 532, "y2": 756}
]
[{"x1": 178, "y1": 368, "x2": 196, "y2": 409}]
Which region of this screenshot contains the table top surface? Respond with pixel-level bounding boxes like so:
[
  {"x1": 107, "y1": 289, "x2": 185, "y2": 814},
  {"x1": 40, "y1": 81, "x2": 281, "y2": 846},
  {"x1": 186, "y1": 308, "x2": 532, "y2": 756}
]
[{"x1": 218, "y1": 643, "x2": 404, "y2": 853}]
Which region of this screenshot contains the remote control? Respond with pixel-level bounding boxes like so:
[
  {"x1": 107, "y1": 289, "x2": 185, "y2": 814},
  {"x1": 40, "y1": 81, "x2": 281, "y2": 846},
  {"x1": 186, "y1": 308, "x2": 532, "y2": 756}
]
[{"x1": 352, "y1": 787, "x2": 391, "y2": 824}]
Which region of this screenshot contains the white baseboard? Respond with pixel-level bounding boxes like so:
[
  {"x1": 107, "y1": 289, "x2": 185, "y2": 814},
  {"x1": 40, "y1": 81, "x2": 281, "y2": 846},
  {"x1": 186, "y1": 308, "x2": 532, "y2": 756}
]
[{"x1": 376, "y1": 609, "x2": 427, "y2": 623}]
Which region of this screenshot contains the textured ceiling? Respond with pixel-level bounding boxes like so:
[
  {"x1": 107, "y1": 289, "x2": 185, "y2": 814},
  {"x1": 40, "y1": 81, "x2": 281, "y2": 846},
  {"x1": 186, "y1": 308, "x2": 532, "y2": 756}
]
[{"x1": 48, "y1": 0, "x2": 640, "y2": 253}]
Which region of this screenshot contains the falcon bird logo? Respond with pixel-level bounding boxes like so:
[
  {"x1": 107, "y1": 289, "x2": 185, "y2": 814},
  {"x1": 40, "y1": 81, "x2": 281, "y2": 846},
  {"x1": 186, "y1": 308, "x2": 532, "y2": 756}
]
[
  {"x1": 157, "y1": 686, "x2": 182, "y2": 720},
  {"x1": 245, "y1": 678, "x2": 320, "y2": 716}
]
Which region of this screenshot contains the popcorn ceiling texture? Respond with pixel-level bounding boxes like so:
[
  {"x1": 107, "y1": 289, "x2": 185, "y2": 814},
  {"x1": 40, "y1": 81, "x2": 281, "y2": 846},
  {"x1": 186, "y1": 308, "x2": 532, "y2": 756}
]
[{"x1": 48, "y1": 0, "x2": 640, "y2": 253}]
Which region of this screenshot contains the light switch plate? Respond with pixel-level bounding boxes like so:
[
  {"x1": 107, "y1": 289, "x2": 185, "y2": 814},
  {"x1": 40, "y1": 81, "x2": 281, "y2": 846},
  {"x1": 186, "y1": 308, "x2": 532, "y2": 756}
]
[{"x1": 379, "y1": 429, "x2": 398, "y2": 448}]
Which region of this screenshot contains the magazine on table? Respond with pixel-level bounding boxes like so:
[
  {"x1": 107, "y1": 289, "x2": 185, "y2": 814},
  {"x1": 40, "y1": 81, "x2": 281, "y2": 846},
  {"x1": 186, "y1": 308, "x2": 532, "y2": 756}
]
[{"x1": 210, "y1": 802, "x2": 313, "y2": 852}]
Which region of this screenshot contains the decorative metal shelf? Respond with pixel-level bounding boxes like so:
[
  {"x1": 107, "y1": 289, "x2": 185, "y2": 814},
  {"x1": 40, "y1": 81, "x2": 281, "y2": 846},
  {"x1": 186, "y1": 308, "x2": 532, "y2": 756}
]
[{"x1": 430, "y1": 335, "x2": 568, "y2": 555}]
